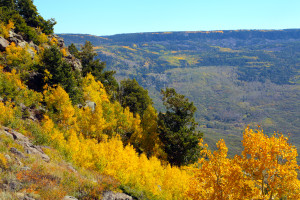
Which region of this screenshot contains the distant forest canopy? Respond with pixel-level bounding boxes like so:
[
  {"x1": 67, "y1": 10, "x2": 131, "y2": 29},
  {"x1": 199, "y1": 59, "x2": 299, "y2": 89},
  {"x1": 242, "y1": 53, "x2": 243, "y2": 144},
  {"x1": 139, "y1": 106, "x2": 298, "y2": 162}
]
[
  {"x1": 60, "y1": 30, "x2": 300, "y2": 156},
  {"x1": 60, "y1": 29, "x2": 300, "y2": 85}
]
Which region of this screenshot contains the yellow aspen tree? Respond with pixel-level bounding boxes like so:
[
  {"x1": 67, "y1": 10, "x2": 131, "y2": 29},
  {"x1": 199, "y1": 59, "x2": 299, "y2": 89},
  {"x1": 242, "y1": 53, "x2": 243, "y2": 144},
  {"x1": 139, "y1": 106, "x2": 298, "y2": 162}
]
[
  {"x1": 76, "y1": 73, "x2": 108, "y2": 140},
  {"x1": 240, "y1": 127, "x2": 300, "y2": 199},
  {"x1": 41, "y1": 115, "x2": 66, "y2": 149},
  {"x1": 5, "y1": 42, "x2": 37, "y2": 69},
  {"x1": 140, "y1": 105, "x2": 165, "y2": 159},
  {"x1": 0, "y1": 67, "x2": 42, "y2": 107},
  {"x1": 0, "y1": 20, "x2": 14, "y2": 38},
  {"x1": 43, "y1": 85, "x2": 76, "y2": 129},
  {"x1": 81, "y1": 73, "x2": 109, "y2": 103},
  {"x1": 186, "y1": 139, "x2": 259, "y2": 200}
]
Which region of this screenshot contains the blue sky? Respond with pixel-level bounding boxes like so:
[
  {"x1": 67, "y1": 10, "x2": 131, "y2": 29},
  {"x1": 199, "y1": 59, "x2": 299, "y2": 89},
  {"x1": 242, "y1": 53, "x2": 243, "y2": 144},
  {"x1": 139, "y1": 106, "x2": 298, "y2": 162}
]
[{"x1": 35, "y1": 0, "x2": 300, "y2": 36}]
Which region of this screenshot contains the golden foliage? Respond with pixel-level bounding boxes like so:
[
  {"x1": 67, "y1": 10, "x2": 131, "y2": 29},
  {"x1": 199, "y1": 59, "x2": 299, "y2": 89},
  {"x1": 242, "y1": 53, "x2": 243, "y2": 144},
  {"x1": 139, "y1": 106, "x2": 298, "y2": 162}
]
[
  {"x1": 0, "y1": 67, "x2": 42, "y2": 107},
  {"x1": 0, "y1": 20, "x2": 15, "y2": 38},
  {"x1": 37, "y1": 33, "x2": 49, "y2": 45},
  {"x1": 187, "y1": 128, "x2": 300, "y2": 200},
  {"x1": 43, "y1": 85, "x2": 76, "y2": 128},
  {"x1": 5, "y1": 42, "x2": 37, "y2": 68},
  {"x1": 140, "y1": 105, "x2": 165, "y2": 159},
  {"x1": 0, "y1": 101, "x2": 15, "y2": 126},
  {"x1": 60, "y1": 48, "x2": 67, "y2": 57},
  {"x1": 240, "y1": 127, "x2": 300, "y2": 199},
  {"x1": 0, "y1": 153, "x2": 8, "y2": 169},
  {"x1": 0, "y1": 64, "x2": 298, "y2": 199},
  {"x1": 50, "y1": 37, "x2": 58, "y2": 46}
]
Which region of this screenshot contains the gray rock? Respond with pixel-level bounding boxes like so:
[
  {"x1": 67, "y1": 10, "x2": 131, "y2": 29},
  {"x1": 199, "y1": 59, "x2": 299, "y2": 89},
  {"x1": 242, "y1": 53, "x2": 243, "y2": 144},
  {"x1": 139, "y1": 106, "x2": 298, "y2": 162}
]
[
  {"x1": 3, "y1": 127, "x2": 50, "y2": 162},
  {"x1": 10, "y1": 147, "x2": 26, "y2": 158},
  {"x1": 77, "y1": 104, "x2": 83, "y2": 109},
  {"x1": 16, "y1": 193, "x2": 36, "y2": 200},
  {"x1": 8, "y1": 180, "x2": 22, "y2": 191},
  {"x1": 18, "y1": 41, "x2": 28, "y2": 48},
  {"x1": 29, "y1": 41, "x2": 39, "y2": 52},
  {"x1": 20, "y1": 166, "x2": 31, "y2": 171},
  {"x1": 85, "y1": 100, "x2": 96, "y2": 112},
  {"x1": 102, "y1": 191, "x2": 133, "y2": 200},
  {"x1": 27, "y1": 47, "x2": 35, "y2": 58},
  {"x1": 64, "y1": 56, "x2": 83, "y2": 71},
  {"x1": 56, "y1": 37, "x2": 66, "y2": 48},
  {"x1": 67, "y1": 164, "x2": 77, "y2": 173},
  {"x1": 0, "y1": 36, "x2": 9, "y2": 51},
  {"x1": 63, "y1": 196, "x2": 78, "y2": 200},
  {"x1": 9, "y1": 30, "x2": 23, "y2": 41},
  {"x1": 4, "y1": 154, "x2": 11, "y2": 162},
  {"x1": 20, "y1": 103, "x2": 26, "y2": 110},
  {"x1": 8, "y1": 37, "x2": 21, "y2": 45}
]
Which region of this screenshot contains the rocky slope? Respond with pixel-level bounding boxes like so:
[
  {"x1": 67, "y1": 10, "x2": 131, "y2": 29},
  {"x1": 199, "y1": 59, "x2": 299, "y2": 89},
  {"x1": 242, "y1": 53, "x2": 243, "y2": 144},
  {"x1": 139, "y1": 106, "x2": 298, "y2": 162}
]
[
  {"x1": 0, "y1": 126, "x2": 133, "y2": 200},
  {"x1": 0, "y1": 29, "x2": 133, "y2": 200}
]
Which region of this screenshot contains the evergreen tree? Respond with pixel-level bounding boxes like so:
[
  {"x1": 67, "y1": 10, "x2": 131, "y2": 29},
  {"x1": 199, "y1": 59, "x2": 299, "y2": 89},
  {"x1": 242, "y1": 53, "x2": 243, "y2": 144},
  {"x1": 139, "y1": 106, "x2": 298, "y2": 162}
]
[
  {"x1": 0, "y1": 0, "x2": 15, "y2": 8},
  {"x1": 158, "y1": 88, "x2": 202, "y2": 166},
  {"x1": 38, "y1": 46, "x2": 82, "y2": 103},
  {"x1": 118, "y1": 78, "x2": 152, "y2": 117},
  {"x1": 79, "y1": 41, "x2": 118, "y2": 96},
  {"x1": 68, "y1": 43, "x2": 79, "y2": 59},
  {"x1": 16, "y1": 0, "x2": 55, "y2": 34}
]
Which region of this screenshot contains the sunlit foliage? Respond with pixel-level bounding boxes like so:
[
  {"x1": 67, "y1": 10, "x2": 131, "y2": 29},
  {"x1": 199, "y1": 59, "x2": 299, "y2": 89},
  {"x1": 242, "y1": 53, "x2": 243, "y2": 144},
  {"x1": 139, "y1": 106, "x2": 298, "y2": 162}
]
[
  {"x1": 0, "y1": 20, "x2": 14, "y2": 38},
  {"x1": 5, "y1": 42, "x2": 37, "y2": 69},
  {"x1": 187, "y1": 128, "x2": 300, "y2": 200}
]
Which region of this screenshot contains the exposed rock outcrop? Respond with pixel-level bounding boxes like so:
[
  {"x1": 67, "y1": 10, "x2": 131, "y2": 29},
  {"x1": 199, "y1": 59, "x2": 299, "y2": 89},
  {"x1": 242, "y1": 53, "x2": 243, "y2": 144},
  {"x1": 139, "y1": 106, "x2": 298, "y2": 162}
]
[
  {"x1": 56, "y1": 35, "x2": 66, "y2": 48},
  {"x1": 85, "y1": 100, "x2": 96, "y2": 112},
  {"x1": 102, "y1": 191, "x2": 133, "y2": 200},
  {"x1": 64, "y1": 54, "x2": 83, "y2": 71},
  {"x1": 0, "y1": 36, "x2": 9, "y2": 51},
  {"x1": 2, "y1": 127, "x2": 50, "y2": 162},
  {"x1": 63, "y1": 196, "x2": 78, "y2": 200}
]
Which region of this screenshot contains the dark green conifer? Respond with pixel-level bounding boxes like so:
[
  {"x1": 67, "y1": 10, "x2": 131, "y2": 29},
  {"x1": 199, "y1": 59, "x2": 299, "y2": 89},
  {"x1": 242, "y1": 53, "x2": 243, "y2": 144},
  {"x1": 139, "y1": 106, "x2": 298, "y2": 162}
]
[{"x1": 158, "y1": 88, "x2": 202, "y2": 167}]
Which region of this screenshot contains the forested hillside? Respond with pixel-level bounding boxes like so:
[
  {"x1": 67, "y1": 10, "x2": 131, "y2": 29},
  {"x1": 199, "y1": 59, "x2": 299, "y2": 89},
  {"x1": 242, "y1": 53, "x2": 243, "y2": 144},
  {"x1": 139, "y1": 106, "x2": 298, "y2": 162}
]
[
  {"x1": 0, "y1": 0, "x2": 299, "y2": 199},
  {"x1": 60, "y1": 31, "x2": 300, "y2": 155}
]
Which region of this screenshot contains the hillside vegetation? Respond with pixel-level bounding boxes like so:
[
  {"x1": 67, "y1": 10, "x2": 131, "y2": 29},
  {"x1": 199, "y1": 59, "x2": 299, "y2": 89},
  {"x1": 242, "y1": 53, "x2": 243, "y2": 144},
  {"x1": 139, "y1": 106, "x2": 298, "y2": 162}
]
[
  {"x1": 0, "y1": 0, "x2": 299, "y2": 199},
  {"x1": 60, "y1": 30, "x2": 300, "y2": 155}
]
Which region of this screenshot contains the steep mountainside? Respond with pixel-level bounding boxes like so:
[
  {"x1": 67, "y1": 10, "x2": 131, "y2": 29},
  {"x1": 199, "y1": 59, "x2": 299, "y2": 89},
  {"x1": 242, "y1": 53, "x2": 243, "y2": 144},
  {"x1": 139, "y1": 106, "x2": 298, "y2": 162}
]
[
  {"x1": 60, "y1": 30, "x2": 300, "y2": 155},
  {"x1": 1, "y1": 0, "x2": 299, "y2": 198}
]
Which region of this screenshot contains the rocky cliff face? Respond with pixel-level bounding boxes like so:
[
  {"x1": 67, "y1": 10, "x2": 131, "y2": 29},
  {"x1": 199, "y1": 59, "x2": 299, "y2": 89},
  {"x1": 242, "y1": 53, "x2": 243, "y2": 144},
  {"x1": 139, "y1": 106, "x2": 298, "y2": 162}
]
[{"x1": 0, "y1": 30, "x2": 82, "y2": 72}]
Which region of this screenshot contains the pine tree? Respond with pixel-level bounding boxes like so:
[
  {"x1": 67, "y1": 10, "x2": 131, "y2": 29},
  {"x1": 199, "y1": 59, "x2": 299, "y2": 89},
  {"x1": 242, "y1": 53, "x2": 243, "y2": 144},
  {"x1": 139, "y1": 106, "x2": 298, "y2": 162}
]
[
  {"x1": 79, "y1": 41, "x2": 118, "y2": 96},
  {"x1": 158, "y1": 88, "x2": 202, "y2": 166},
  {"x1": 118, "y1": 78, "x2": 152, "y2": 117}
]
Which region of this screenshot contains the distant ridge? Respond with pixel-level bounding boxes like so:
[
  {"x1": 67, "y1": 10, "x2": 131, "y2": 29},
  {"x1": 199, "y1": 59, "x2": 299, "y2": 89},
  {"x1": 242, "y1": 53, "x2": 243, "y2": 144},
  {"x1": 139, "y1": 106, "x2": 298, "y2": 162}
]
[{"x1": 59, "y1": 29, "x2": 300, "y2": 46}]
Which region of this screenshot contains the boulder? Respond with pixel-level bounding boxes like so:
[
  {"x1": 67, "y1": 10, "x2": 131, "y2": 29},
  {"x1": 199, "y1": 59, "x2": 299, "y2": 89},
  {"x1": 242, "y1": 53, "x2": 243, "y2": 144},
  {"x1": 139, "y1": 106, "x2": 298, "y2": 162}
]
[
  {"x1": 3, "y1": 127, "x2": 50, "y2": 162},
  {"x1": 56, "y1": 36, "x2": 66, "y2": 48},
  {"x1": 16, "y1": 193, "x2": 36, "y2": 200},
  {"x1": 17, "y1": 41, "x2": 28, "y2": 48},
  {"x1": 4, "y1": 154, "x2": 11, "y2": 162},
  {"x1": 0, "y1": 36, "x2": 9, "y2": 51},
  {"x1": 29, "y1": 41, "x2": 39, "y2": 52},
  {"x1": 85, "y1": 100, "x2": 96, "y2": 112},
  {"x1": 26, "y1": 47, "x2": 35, "y2": 58},
  {"x1": 63, "y1": 196, "x2": 78, "y2": 200},
  {"x1": 9, "y1": 30, "x2": 23, "y2": 41},
  {"x1": 20, "y1": 166, "x2": 31, "y2": 171},
  {"x1": 8, "y1": 180, "x2": 23, "y2": 192},
  {"x1": 8, "y1": 37, "x2": 22, "y2": 45},
  {"x1": 65, "y1": 56, "x2": 83, "y2": 71},
  {"x1": 102, "y1": 191, "x2": 133, "y2": 200},
  {"x1": 10, "y1": 147, "x2": 26, "y2": 158}
]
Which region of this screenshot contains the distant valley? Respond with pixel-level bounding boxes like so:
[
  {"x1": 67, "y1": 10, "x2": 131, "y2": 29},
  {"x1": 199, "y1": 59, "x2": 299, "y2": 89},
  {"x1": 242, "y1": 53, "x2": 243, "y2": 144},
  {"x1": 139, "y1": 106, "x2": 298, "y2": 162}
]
[{"x1": 59, "y1": 30, "x2": 300, "y2": 156}]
